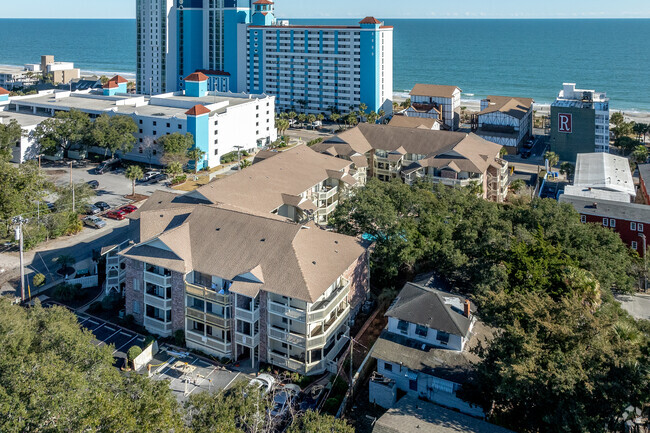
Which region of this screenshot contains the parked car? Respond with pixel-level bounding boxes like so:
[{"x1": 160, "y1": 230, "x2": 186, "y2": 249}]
[
  {"x1": 248, "y1": 374, "x2": 276, "y2": 396},
  {"x1": 83, "y1": 216, "x2": 106, "y2": 229},
  {"x1": 95, "y1": 158, "x2": 121, "y2": 174},
  {"x1": 270, "y1": 384, "x2": 301, "y2": 418},
  {"x1": 86, "y1": 180, "x2": 100, "y2": 189},
  {"x1": 138, "y1": 170, "x2": 162, "y2": 183},
  {"x1": 45, "y1": 202, "x2": 56, "y2": 212},
  {"x1": 119, "y1": 204, "x2": 138, "y2": 214},
  {"x1": 523, "y1": 140, "x2": 534, "y2": 149},
  {"x1": 521, "y1": 151, "x2": 532, "y2": 159},
  {"x1": 105, "y1": 210, "x2": 126, "y2": 220},
  {"x1": 85, "y1": 204, "x2": 101, "y2": 215},
  {"x1": 94, "y1": 201, "x2": 110, "y2": 212},
  {"x1": 149, "y1": 173, "x2": 168, "y2": 184}
]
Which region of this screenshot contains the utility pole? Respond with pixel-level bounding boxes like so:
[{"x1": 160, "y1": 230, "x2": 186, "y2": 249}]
[
  {"x1": 349, "y1": 336, "x2": 354, "y2": 400},
  {"x1": 70, "y1": 161, "x2": 75, "y2": 213},
  {"x1": 234, "y1": 145, "x2": 244, "y2": 169},
  {"x1": 12, "y1": 216, "x2": 27, "y2": 302},
  {"x1": 640, "y1": 233, "x2": 647, "y2": 293}
]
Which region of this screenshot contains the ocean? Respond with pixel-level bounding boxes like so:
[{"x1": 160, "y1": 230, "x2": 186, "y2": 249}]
[{"x1": 1, "y1": 18, "x2": 649, "y2": 111}]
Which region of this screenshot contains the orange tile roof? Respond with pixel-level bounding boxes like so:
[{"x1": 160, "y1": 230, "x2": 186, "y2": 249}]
[
  {"x1": 0, "y1": 87, "x2": 9, "y2": 95},
  {"x1": 359, "y1": 17, "x2": 382, "y2": 24},
  {"x1": 185, "y1": 72, "x2": 209, "y2": 82},
  {"x1": 254, "y1": 0, "x2": 274, "y2": 4},
  {"x1": 109, "y1": 75, "x2": 128, "y2": 84},
  {"x1": 185, "y1": 105, "x2": 211, "y2": 116},
  {"x1": 103, "y1": 81, "x2": 119, "y2": 89}
]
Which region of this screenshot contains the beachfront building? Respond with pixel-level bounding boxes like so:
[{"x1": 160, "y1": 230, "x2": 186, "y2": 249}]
[
  {"x1": 187, "y1": 145, "x2": 362, "y2": 225},
  {"x1": 473, "y1": 95, "x2": 534, "y2": 152},
  {"x1": 4, "y1": 73, "x2": 277, "y2": 168},
  {"x1": 242, "y1": 4, "x2": 394, "y2": 114},
  {"x1": 0, "y1": 66, "x2": 40, "y2": 90},
  {"x1": 562, "y1": 153, "x2": 635, "y2": 203},
  {"x1": 135, "y1": 0, "x2": 394, "y2": 115},
  {"x1": 40, "y1": 56, "x2": 80, "y2": 85},
  {"x1": 312, "y1": 124, "x2": 510, "y2": 202},
  {"x1": 119, "y1": 195, "x2": 370, "y2": 374},
  {"x1": 406, "y1": 84, "x2": 462, "y2": 131},
  {"x1": 369, "y1": 281, "x2": 487, "y2": 417},
  {"x1": 550, "y1": 83, "x2": 610, "y2": 162}
]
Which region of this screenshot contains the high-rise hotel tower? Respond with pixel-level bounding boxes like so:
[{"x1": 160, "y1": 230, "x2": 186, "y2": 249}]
[{"x1": 136, "y1": 0, "x2": 393, "y2": 114}]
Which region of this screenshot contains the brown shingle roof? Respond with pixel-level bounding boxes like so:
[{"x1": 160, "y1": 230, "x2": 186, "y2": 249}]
[
  {"x1": 190, "y1": 146, "x2": 352, "y2": 215},
  {"x1": 109, "y1": 75, "x2": 128, "y2": 84},
  {"x1": 186, "y1": 105, "x2": 211, "y2": 116},
  {"x1": 410, "y1": 83, "x2": 461, "y2": 99},
  {"x1": 121, "y1": 205, "x2": 365, "y2": 302},
  {"x1": 0, "y1": 87, "x2": 9, "y2": 95},
  {"x1": 388, "y1": 116, "x2": 439, "y2": 129},
  {"x1": 185, "y1": 72, "x2": 209, "y2": 82},
  {"x1": 359, "y1": 16, "x2": 382, "y2": 24},
  {"x1": 478, "y1": 95, "x2": 534, "y2": 120}
]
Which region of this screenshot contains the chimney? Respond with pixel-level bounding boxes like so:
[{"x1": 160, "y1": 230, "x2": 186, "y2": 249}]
[
  {"x1": 593, "y1": 202, "x2": 598, "y2": 209},
  {"x1": 464, "y1": 300, "x2": 471, "y2": 318}
]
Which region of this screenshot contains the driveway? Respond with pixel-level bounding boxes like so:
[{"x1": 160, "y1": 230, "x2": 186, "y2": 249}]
[{"x1": 616, "y1": 293, "x2": 650, "y2": 321}]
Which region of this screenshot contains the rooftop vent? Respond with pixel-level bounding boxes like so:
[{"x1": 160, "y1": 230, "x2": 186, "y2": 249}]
[
  {"x1": 261, "y1": 238, "x2": 266, "y2": 242},
  {"x1": 312, "y1": 261, "x2": 317, "y2": 265},
  {"x1": 215, "y1": 228, "x2": 220, "y2": 231}
]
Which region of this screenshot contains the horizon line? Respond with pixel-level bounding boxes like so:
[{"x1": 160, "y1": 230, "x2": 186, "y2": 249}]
[{"x1": 1, "y1": 16, "x2": 650, "y2": 20}]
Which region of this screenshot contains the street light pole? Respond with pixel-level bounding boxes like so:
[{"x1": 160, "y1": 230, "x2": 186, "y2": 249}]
[
  {"x1": 640, "y1": 233, "x2": 647, "y2": 293},
  {"x1": 12, "y1": 216, "x2": 27, "y2": 302}
]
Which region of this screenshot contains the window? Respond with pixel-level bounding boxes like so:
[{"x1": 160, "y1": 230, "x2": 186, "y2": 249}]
[
  {"x1": 415, "y1": 325, "x2": 428, "y2": 338},
  {"x1": 153, "y1": 131, "x2": 157, "y2": 136},
  {"x1": 437, "y1": 331, "x2": 450, "y2": 345},
  {"x1": 166, "y1": 123, "x2": 170, "y2": 128},
  {"x1": 178, "y1": 124, "x2": 182, "y2": 130},
  {"x1": 139, "y1": 119, "x2": 143, "y2": 124},
  {"x1": 602, "y1": 218, "x2": 608, "y2": 227},
  {"x1": 397, "y1": 320, "x2": 409, "y2": 334},
  {"x1": 639, "y1": 223, "x2": 644, "y2": 232},
  {"x1": 133, "y1": 279, "x2": 139, "y2": 292},
  {"x1": 610, "y1": 219, "x2": 616, "y2": 228},
  {"x1": 631, "y1": 222, "x2": 637, "y2": 231},
  {"x1": 214, "y1": 149, "x2": 219, "y2": 155},
  {"x1": 383, "y1": 361, "x2": 393, "y2": 372},
  {"x1": 580, "y1": 215, "x2": 586, "y2": 223},
  {"x1": 632, "y1": 241, "x2": 638, "y2": 250},
  {"x1": 139, "y1": 129, "x2": 143, "y2": 134},
  {"x1": 133, "y1": 301, "x2": 140, "y2": 314},
  {"x1": 153, "y1": 121, "x2": 157, "y2": 126},
  {"x1": 139, "y1": 138, "x2": 143, "y2": 143},
  {"x1": 139, "y1": 147, "x2": 143, "y2": 154},
  {"x1": 409, "y1": 379, "x2": 417, "y2": 391}
]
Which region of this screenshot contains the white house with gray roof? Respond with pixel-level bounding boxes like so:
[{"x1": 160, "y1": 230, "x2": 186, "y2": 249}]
[{"x1": 370, "y1": 282, "x2": 489, "y2": 417}]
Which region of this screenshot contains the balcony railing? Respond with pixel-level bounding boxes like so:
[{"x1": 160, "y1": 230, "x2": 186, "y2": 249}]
[
  {"x1": 318, "y1": 201, "x2": 339, "y2": 216},
  {"x1": 269, "y1": 325, "x2": 307, "y2": 346},
  {"x1": 428, "y1": 175, "x2": 482, "y2": 188},
  {"x1": 235, "y1": 331, "x2": 260, "y2": 348},
  {"x1": 185, "y1": 281, "x2": 230, "y2": 305},
  {"x1": 269, "y1": 301, "x2": 306, "y2": 322},
  {"x1": 185, "y1": 307, "x2": 229, "y2": 329},
  {"x1": 107, "y1": 256, "x2": 121, "y2": 267},
  {"x1": 309, "y1": 305, "x2": 350, "y2": 348},
  {"x1": 144, "y1": 270, "x2": 171, "y2": 288},
  {"x1": 268, "y1": 351, "x2": 306, "y2": 374},
  {"x1": 308, "y1": 278, "x2": 350, "y2": 322},
  {"x1": 144, "y1": 293, "x2": 172, "y2": 311},
  {"x1": 144, "y1": 316, "x2": 172, "y2": 336},
  {"x1": 186, "y1": 329, "x2": 231, "y2": 355},
  {"x1": 235, "y1": 307, "x2": 260, "y2": 323},
  {"x1": 318, "y1": 185, "x2": 338, "y2": 201}
]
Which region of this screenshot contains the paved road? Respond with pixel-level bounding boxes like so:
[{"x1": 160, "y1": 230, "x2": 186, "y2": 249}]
[{"x1": 616, "y1": 293, "x2": 650, "y2": 321}]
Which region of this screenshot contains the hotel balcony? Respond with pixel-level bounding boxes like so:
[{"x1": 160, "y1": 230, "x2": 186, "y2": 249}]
[
  {"x1": 185, "y1": 281, "x2": 230, "y2": 306},
  {"x1": 268, "y1": 301, "x2": 307, "y2": 322},
  {"x1": 144, "y1": 270, "x2": 171, "y2": 288},
  {"x1": 185, "y1": 306, "x2": 229, "y2": 330},
  {"x1": 235, "y1": 331, "x2": 260, "y2": 348},
  {"x1": 318, "y1": 185, "x2": 338, "y2": 201},
  {"x1": 106, "y1": 255, "x2": 122, "y2": 268},
  {"x1": 308, "y1": 304, "x2": 350, "y2": 348},
  {"x1": 268, "y1": 351, "x2": 306, "y2": 374},
  {"x1": 144, "y1": 316, "x2": 172, "y2": 337},
  {"x1": 235, "y1": 306, "x2": 260, "y2": 323},
  {"x1": 269, "y1": 325, "x2": 307, "y2": 346},
  {"x1": 308, "y1": 278, "x2": 350, "y2": 322},
  {"x1": 318, "y1": 201, "x2": 339, "y2": 217},
  {"x1": 186, "y1": 329, "x2": 232, "y2": 355},
  {"x1": 428, "y1": 175, "x2": 482, "y2": 188},
  {"x1": 144, "y1": 293, "x2": 172, "y2": 311}
]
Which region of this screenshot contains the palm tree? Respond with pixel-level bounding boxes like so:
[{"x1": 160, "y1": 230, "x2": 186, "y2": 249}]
[
  {"x1": 166, "y1": 161, "x2": 183, "y2": 179},
  {"x1": 125, "y1": 165, "x2": 144, "y2": 196},
  {"x1": 186, "y1": 147, "x2": 206, "y2": 174},
  {"x1": 378, "y1": 109, "x2": 386, "y2": 119},
  {"x1": 288, "y1": 111, "x2": 297, "y2": 127},
  {"x1": 307, "y1": 114, "x2": 317, "y2": 129},
  {"x1": 240, "y1": 159, "x2": 252, "y2": 170},
  {"x1": 358, "y1": 103, "x2": 368, "y2": 120},
  {"x1": 317, "y1": 113, "x2": 325, "y2": 126},
  {"x1": 297, "y1": 113, "x2": 307, "y2": 128},
  {"x1": 632, "y1": 145, "x2": 649, "y2": 165},
  {"x1": 345, "y1": 112, "x2": 358, "y2": 128},
  {"x1": 330, "y1": 113, "x2": 341, "y2": 125},
  {"x1": 276, "y1": 118, "x2": 290, "y2": 136},
  {"x1": 366, "y1": 111, "x2": 378, "y2": 124},
  {"x1": 544, "y1": 151, "x2": 560, "y2": 168}
]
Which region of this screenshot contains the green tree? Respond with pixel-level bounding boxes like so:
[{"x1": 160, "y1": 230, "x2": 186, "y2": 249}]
[
  {"x1": 275, "y1": 118, "x2": 290, "y2": 136},
  {"x1": 358, "y1": 102, "x2": 368, "y2": 118},
  {"x1": 286, "y1": 410, "x2": 354, "y2": 433},
  {"x1": 632, "y1": 145, "x2": 649, "y2": 165},
  {"x1": 378, "y1": 108, "x2": 386, "y2": 119},
  {"x1": 0, "y1": 119, "x2": 23, "y2": 162},
  {"x1": 239, "y1": 159, "x2": 252, "y2": 170},
  {"x1": 99, "y1": 75, "x2": 110, "y2": 85},
  {"x1": 316, "y1": 113, "x2": 325, "y2": 125},
  {"x1": 307, "y1": 114, "x2": 317, "y2": 128},
  {"x1": 544, "y1": 150, "x2": 560, "y2": 168},
  {"x1": 616, "y1": 136, "x2": 641, "y2": 155},
  {"x1": 159, "y1": 132, "x2": 194, "y2": 166},
  {"x1": 297, "y1": 113, "x2": 307, "y2": 128},
  {"x1": 90, "y1": 114, "x2": 137, "y2": 158},
  {"x1": 166, "y1": 161, "x2": 184, "y2": 178},
  {"x1": 559, "y1": 162, "x2": 575, "y2": 179},
  {"x1": 614, "y1": 121, "x2": 635, "y2": 140},
  {"x1": 287, "y1": 111, "x2": 297, "y2": 126},
  {"x1": 344, "y1": 112, "x2": 358, "y2": 128},
  {"x1": 330, "y1": 113, "x2": 341, "y2": 128},
  {"x1": 509, "y1": 179, "x2": 526, "y2": 194},
  {"x1": 400, "y1": 98, "x2": 411, "y2": 109},
  {"x1": 125, "y1": 165, "x2": 144, "y2": 196},
  {"x1": 633, "y1": 122, "x2": 646, "y2": 141},
  {"x1": 187, "y1": 147, "x2": 206, "y2": 174},
  {"x1": 610, "y1": 111, "x2": 625, "y2": 128},
  {"x1": 31, "y1": 109, "x2": 91, "y2": 156},
  {"x1": 0, "y1": 161, "x2": 48, "y2": 223},
  {"x1": 366, "y1": 111, "x2": 378, "y2": 124}
]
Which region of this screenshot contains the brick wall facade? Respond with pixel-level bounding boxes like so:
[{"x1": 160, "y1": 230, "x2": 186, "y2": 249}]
[
  {"x1": 124, "y1": 258, "x2": 144, "y2": 324},
  {"x1": 581, "y1": 213, "x2": 648, "y2": 257},
  {"x1": 258, "y1": 291, "x2": 269, "y2": 363},
  {"x1": 170, "y1": 271, "x2": 186, "y2": 333},
  {"x1": 344, "y1": 249, "x2": 371, "y2": 318}
]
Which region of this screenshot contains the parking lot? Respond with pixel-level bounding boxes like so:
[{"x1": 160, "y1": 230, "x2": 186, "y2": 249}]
[{"x1": 73, "y1": 310, "x2": 245, "y2": 401}]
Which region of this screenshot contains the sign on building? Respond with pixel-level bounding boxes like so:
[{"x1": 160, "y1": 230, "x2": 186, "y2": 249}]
[{"x1": 558, "y1": 113, "x2": 573, "y2": 133}]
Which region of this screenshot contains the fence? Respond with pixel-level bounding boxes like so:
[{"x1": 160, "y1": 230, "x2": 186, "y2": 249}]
[{"x1": 65, "y1": 275, "x2": 98, "y2": 289}]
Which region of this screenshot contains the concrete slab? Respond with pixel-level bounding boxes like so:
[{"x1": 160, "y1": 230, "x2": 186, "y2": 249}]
[{"x1": 616, "y1": 293, "x2": 650, "y2": 321}]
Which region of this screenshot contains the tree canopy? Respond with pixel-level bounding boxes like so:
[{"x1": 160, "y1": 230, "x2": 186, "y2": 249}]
[
  {"x1": 91, "y1": 113, "x2": 137, "y2": 157},
  {"x1": 159, "y1": 132, "x2": 194, "y2": 166},
  {"x1": 0, "y1": 119, "x2": 23, "y2": 162},
  {"x1": 31, "y1": 109, "x2": 91, "y2": 155}
]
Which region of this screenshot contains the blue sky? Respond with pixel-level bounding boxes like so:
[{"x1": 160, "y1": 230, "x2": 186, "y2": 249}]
[{"x1": 1, "y1": 0, "x2": 649, "y2": 19}]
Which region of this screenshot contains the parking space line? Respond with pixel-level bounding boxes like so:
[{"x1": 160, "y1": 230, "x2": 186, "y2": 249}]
[
  {"x1": 168, "y1": 357, "x2": 200, "y2": 387},
  {"x1": 224, "y1": 372, "x2": 241, "y2": 390},
  {"x1": 155, "y1": 357, "x2": 176, "y2": 376},
  {"x1": 186, "y1": 367, "x2": 219, "y2": 397},
  {"x1": 100, "y1": 328, "x2": 121, "y2": 346},
  {"x1": 113, "y1": 334, "x2": 138, "y2": 355}
]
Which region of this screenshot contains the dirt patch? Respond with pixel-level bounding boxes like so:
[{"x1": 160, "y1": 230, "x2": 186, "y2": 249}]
[
  {"x1": 125, "y1": 194, "x2": 149, "y2": 202},
  {"x1": 44, "y1": 170, "x2": 69, "y2": 176}
]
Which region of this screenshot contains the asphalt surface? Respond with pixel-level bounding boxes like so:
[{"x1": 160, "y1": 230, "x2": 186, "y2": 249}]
[{"x1": 616, "y1": 293, "x2": 650, "y2": 321}]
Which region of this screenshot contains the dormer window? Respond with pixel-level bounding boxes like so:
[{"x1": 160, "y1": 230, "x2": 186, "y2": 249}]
[
  {"x1": 415, "y1": 324, "x2": 428, "y2": 338},
  {"x1": 437, "y1": 331, "x2": 450, "y2": 345},
  {"x1": 397, "y1": 320, "x2": 409, "y2": 334}
]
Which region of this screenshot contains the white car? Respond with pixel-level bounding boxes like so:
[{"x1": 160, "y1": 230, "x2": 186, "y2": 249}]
[
  {"x1": 270, "y1": 384, "x2": 301, "y2": 418},
  {"x1": 248, "y1": 374, "x2": 276, "y2": 396},
  {"x1": 83, "y1": 215, "x2": 106, "y2": 229}
]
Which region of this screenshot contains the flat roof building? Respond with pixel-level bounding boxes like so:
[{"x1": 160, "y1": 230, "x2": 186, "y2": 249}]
[
  {"x1": 563, "y1": 153, "x2": 635, "y2": 203},
  {"x1": 550, "y1": 83, "x2": 610, "y2": 162}
]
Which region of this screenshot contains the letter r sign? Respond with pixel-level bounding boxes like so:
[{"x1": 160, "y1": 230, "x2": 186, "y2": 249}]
[{"x1": 558, "y1": 113, "x2": 572, "y2": 133}]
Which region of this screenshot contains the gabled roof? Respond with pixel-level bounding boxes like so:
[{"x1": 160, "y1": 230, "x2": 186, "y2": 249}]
[
  {"x1": 478, "y1": 95, "x2": 534, "y2": 120},
  {"x1": 185, "y1": 105, "x2": 211, "y2": 116},
  {"x1": 388, "y1": 116, "x2": 439, "y2": 129},
  {"x1": 195, "y1": 69, "x2": 231, "y2": 77},
  {"x1": 184, "y1": 72, "x2": 209, "y2": 82},
  {"x1": 386, "y1": 282, "x2": 474, "y2": 337},
  {"x1": 103, "y1": 81, "x2": 119, "y2": 89},
  {"x1": 359, "y1": 16, "x2": 382, "y2": 25},
  {"x1": 109, "y1": 75, "x2": 128, "y2": 84},
  {"x1": 254, "y1": 0, "x2": 274, "y2": 4},
  {"x1": 0, "y1": 87, "x2": 10, "y2": 95},
  {"x1": 410, "y1": 83, "x2": 461, "y2": 99},
  {"x1": 121, "y1": 205, "x2": 365, "y2": 302}
]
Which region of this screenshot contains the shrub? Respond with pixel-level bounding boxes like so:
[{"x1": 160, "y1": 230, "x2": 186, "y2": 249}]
[
  {"x1": 53, "y1": 283, "x2": 80, "y2": 302},
  {"x1": 173, "y1": 329, "x2": 185, "y2": 347},
  {"x1": 144, "y1": 335, "x2": 156, "y2": 348},
  {"x1": 87, "y1": 301, "x2": 102, "y2": 314},
  {"x1": 307, "y1": 137, "x2": 324, "y2": 147},
  {"x1": 127, "y1": 345, "x2": 142, "y2": 362},
  {"x1": 32, "y1": 273, "x2": 46, "y2": 287},
  {"x1": 322, "y1": 397, "x2": 341, "y2": 415},
  {"x1": 101, "y1": 294, "x2": 121, "y2": 311}
]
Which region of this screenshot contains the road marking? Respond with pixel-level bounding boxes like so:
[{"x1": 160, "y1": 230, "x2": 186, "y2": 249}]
[
  {"x1": 113, "y1": 334, "x2": 138, "y2": 355},
  {"x1": 99, "y1": 328, "x2": 121, "y2": 346},
  {"x1": 186, "y1": 367, "x2": 219, "y2": 397},
  {"x1": 168, "y1": 357, "x2": 200, "y2": 387},
  {"x1": 224, "y1": 372, "x2": 241, "y2": 390},
  {"x1": 155, "y1": 356, "x2": 176, "y2": 376}
]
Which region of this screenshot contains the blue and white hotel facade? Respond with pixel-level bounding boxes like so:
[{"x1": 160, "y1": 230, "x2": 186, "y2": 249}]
[{"x1": 136, "y1": 0, "x2": 393, "y2": 115}]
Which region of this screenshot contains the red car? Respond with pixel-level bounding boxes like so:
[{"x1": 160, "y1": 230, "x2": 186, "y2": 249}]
[
  {"x1": 119, "y1": 205, "x2": 138, "y2": 214},
  {"x1": 105, "y1": 210, "x2": 127, "y2": 220}
]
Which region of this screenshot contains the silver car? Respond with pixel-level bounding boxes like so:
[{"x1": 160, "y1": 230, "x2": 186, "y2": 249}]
[{"x1": 83, "y1": 216, "x2": 106, "y2": 229}]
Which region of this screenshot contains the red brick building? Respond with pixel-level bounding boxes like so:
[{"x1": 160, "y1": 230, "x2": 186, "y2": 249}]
[{"x1": 560, "y1": 195, "x2": 650, "y2": 256}]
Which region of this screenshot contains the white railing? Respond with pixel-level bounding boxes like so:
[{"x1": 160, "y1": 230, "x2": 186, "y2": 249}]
[
  {"x1": 143, "y1": 317, "x2": 172, "y2": 336},
  {"x1": 318, "y1": 201, "x2": 339, "y2": 216},
  {"x1": 308, "y1": 306, "x2": 350, "y2": 349},
  {"x1": 269, "y1": 326, "x2": 306, "y2": 346},
  {"x1": 429, "y1": 176, "x2": 482, "y2": 188},
  {"x1": 144, "y1": 270, "x2": 171, "y2": 288},
  {"x1": 186, "y1": 330, "x2": 231, "y2": 355},
  {"x1": 318, "y1": 185, "x2": 338, "y2": 201},
  {"x1": 268, "y1": 353, "x2": 305, "y2": 373},
  {"x1": 144, "y1": 293, "x2": 172, "y2": 311},
  {"x1": 325, "y1": 331, "x2": 350, "y2": 362},
  {"x1": 308, "y1": 279, "x2": 350, "y2": 322},
  {"x1": 107, "y1": 256, "x2": 121, "y2": 267},
  {"x1": 235, "y1": 307, "x2": 260, "y2": 323},
  {"x1": 268, "y1": 301, "x2": 306, "y2": 322},
  {"x1": 66, "y1": 274, "x2": 98, "y2": 289},
  {"x1": 235, "y1": 331, "x2": 260, "y2": 347}
]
